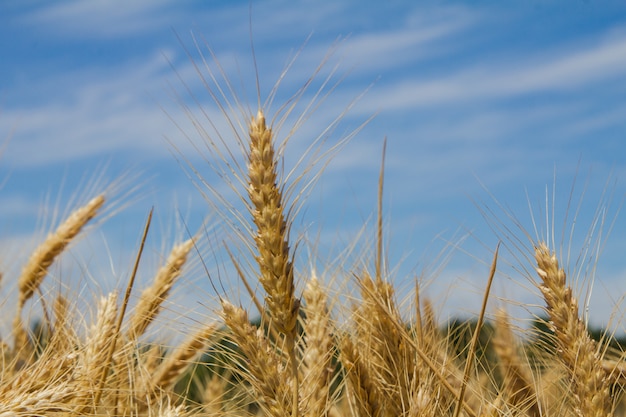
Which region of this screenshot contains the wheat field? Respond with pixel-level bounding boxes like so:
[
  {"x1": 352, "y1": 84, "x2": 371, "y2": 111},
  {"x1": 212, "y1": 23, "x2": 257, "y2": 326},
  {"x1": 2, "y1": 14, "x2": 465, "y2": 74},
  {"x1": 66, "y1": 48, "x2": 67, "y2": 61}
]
[{"x1": 2, "y1": 38, "x2": 625, "y2": 417}]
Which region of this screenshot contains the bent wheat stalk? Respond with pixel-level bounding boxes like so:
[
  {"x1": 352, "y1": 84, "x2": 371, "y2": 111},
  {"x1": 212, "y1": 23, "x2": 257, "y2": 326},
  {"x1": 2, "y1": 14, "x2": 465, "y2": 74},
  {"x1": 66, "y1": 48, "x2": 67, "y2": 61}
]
[
  {"x1": 13, "y1": 194, "x2": 105, "y2": 354},
  {"x1": 149, "y1": 323, "x2": 217, "y2": 395}
]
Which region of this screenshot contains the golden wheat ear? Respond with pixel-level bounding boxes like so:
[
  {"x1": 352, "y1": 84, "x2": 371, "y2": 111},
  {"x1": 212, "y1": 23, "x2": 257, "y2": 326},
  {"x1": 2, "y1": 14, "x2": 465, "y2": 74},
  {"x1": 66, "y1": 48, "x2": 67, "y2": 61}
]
[
  {"x1": 247, "y1": 110, "x2": 299, "y2": 337},
  {"x1": 493, "y1": 308, "x2": 541, "y2": 417},
  {"x1": 246, "y1": 109, "x2": 301, "y2": 416},
  {"x1": 301, "y1": 274, "x2": 335, "y2": 417},
  {"x1": 535, "y1": 242, "x2": 611, "y2": 417},
  {"x1": 339, "y1": 332, "x2": 383, "y2": 417},
  {"x1": 73, "y1": 291, "x2": 119, "y2": 414},
  {"x1": 126, "y1": 237, "x2": 195, "y2": 340},
  {"x1": 13, "y1": 194, "x2": 105, "y2": 356},
  {"x1": 148, "y1": 323, "x2": 217, "y2": 397},
  {"x1": 220, "y1": 299, "x2": 293, "y2": 417}
]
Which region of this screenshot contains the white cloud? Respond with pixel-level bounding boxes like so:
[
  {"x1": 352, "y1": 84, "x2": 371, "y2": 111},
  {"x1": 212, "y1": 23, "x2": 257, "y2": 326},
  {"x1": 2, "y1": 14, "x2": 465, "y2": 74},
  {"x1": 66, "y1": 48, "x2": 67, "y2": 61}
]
[
  {"x1": 360, "y1": 30, "x2": 626, "y2": 111},
  {"x1": 1, "y1": 50, "x2": 204, "y2": 167},
  {"x1": 20, "y1": 0, "x2": 174, "y2": 38},
  {"x1": 2, "y1": 1, "x2": 625, "y2": 330}
]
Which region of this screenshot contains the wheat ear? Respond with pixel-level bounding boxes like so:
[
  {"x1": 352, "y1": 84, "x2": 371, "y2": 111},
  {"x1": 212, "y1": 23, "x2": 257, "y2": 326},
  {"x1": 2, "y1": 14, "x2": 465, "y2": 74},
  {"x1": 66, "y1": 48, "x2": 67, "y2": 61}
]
[
  {"x1": 39, "y1": 295, "x2": 77, "y2": 357},
  {"x1": 149, "y1": 323, "x2": 217, "y2": 394},
  {"x1": 301, "y1": 274, "x2": 335, "y2": 417},
  {"x1": 127, "y1": 238, "x2": 195, "y2": 339},
  {"x1": 13, "y1": 194, "x2": 105, "y2": 353},
  {"x1": 340, "y1": 333, "x2": 383, "y2": 417},
  {"x1": 0, "y1": 385, "x2": 76, "y2": 417},
  {"x1": 221, "y1": 299, "x2": 293, "y2": 417},
  {"x1": 534, "y1": 242, "x2": 611, "y2": 417},
  {"x1": 493, "y1": 309, "x2": 540, "y2": 417},
  {"x1": 202, "y1": 372, "x2": 226, "y2": 415},
  {"x1": 247, "y1": 110, "x2": 299, "y2": 335},
  {"x1": 248, "y1": 110, "x2": 300, "y2": 416},
  {"x1": 74, "y1": 291, "x2": 119, "y2": 413},
  {"x1": 352, "y1": 273, "x2": 414, "y2": 417},
  {"x1": 52, "y1": 295, "x2": 70, "y2": 338}
]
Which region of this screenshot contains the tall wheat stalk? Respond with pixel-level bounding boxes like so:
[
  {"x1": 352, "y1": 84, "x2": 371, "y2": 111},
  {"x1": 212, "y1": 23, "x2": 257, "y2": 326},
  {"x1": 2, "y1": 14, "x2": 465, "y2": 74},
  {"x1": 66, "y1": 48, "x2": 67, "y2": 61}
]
[
  {"x1": 535, "y1": 242, "x2": 611, "y2": 417},
  {"x1": 247, "y1": 110, "x2": 300, "y2": 336},
  {"x1": 246, "y1": 109, "x2": 300, "y2": 416}
]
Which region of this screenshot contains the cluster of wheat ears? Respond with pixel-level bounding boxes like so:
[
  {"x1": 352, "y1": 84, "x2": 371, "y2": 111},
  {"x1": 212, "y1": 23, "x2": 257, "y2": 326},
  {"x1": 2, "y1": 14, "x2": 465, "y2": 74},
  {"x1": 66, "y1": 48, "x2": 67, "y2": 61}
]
[{"x1": 2, "y1": 40, "x2": 626, "y2": 417}]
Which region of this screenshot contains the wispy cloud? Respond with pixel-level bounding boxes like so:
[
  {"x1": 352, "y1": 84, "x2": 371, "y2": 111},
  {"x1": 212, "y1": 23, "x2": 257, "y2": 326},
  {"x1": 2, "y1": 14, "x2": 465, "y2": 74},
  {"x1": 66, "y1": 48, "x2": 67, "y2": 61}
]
[
  {"x1": 18, "y1": 0, "x2": 175, "y2": 38},
  {"x1": 361, "y1": 29, "x2": 626, "y2": 111}
]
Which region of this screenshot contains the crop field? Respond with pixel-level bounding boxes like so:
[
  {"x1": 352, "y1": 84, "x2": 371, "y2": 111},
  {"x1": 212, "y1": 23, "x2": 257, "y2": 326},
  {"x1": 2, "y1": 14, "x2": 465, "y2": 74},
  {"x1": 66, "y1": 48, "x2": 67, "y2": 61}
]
[{"x1": 2, "y1": 33, "x2": 626, "y2": 417}]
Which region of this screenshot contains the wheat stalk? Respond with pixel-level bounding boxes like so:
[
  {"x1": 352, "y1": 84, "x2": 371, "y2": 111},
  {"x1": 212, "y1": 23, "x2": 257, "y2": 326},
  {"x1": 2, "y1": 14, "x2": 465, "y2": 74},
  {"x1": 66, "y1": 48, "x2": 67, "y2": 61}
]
[
  {"x1": 493, "y1": 309, "x2": 540, "y2": 417},
  {"x1": 247, "y1": 109, "x2": 300, "y2": 417},
  {"x1": 535, "y1": 242, "x2": 611, "y2": 417},
  {"x1": 74, "y1": 291, "x2": 119, "y2": 413},
  {"x1": 221, "y1": 299, "x2": 293, "y2": 417},
  {"x1": 13, "y1": 194, "x2": 105, "y2": 355},
  {"x1": 247, "y1": 110, "x2": 299, "y2": 336},
  {"x1": 150, "y1": 323, "x2": 217, "y2": 394},
  {"x1": 127, "y1": 238, "x2": 195, "y2": 339},
  {"x1": 301, "y1": 274, "x2": 334, "y2": 417}
]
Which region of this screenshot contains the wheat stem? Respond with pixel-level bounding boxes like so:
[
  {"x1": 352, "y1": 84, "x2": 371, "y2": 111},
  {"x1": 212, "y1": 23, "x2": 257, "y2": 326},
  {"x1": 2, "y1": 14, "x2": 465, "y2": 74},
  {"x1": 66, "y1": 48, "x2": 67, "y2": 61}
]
[
  {"x1": 93, "y1": 207, "x2": 153, "y2": 408},
  {"x1": 453, "y1": 243, "x2": 498, "y2": 417}
]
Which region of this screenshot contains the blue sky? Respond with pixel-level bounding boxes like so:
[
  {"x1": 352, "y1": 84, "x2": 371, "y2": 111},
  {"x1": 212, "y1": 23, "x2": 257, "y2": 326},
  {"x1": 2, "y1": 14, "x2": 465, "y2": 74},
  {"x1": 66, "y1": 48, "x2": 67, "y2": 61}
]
[{"x1": 1, "y1": 1, "x2": 626, "y2": 332}]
